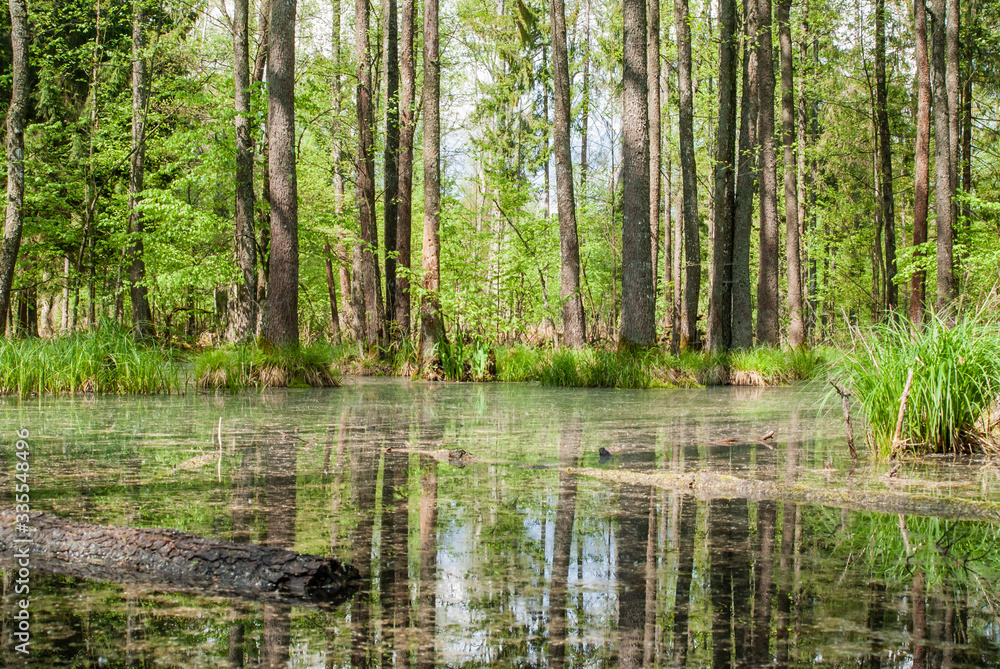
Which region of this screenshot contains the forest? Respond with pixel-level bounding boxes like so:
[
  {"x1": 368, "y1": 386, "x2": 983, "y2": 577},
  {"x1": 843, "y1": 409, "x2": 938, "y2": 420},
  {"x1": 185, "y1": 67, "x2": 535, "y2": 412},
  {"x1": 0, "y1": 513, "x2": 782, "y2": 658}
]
[{"x1": 0, "y1": 0, "x2": 997, "y2": 354}]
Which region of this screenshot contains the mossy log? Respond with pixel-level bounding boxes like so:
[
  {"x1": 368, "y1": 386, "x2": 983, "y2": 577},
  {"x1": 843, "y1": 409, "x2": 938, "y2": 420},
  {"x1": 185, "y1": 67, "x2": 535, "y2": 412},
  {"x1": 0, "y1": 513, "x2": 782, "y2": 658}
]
[
  {"x1": 572, "y1": 468, "x2": 1000, "y2": 523},
  {"x1": 0, "y1": 511, "x2": 359, "y2": 607}
]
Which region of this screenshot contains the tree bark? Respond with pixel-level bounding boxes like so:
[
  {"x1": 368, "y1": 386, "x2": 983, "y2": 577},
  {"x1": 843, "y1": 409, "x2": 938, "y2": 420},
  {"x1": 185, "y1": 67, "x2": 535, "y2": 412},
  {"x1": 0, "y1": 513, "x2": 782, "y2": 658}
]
[
  {"x1": 357, "y1": 0, "x2": 384, "y2": 349},
  {"x1": 128, "y1": 2, "x2": 154, "y2": 341},
  {"x1": 707, "y1": 0, "x2": 738, "y2": 352},
  {"x1": 621, "y1": 0, "x2": 655, "y2": 348},
  {"x1": 675, "y1": 0, "x2": 700, "y2": 349},
  {"x1": 755, "y1": 0, "x2": 780, "y2": 345},
  {"x1": 395, "y1": 0, "x2": 416, "y2": 341},
  {"x1": 931, "y1": 0, "x2": 954, "y2": 315},
  {"x1": 0, "y1": 0, "x2": 28, "y2": 335},
  {"x1": 732, "y1": 0, "x2": 758, "y2": 349},
  {"x1": 876, "y1": 0, "x2": 896, "y2": 315},
  {"x1": 648, "y1": 0, "x2": 662, "y2": 318},
  {"x1": 383, "y1": 0, "x2": 400, "y2": 339},
  {"x1": 324, "y1": 243, "x2": 341, "y2": 341},
  {"x1": 232, "y1": 0, "x2": 258, "y2": 343},
  {"x1": 779, "y1": 0, "x2": 804, "y2": 346},
  {"x1": 420, "y1": 0, "x2": 446, "y2": 363},
  {"x1": 396, "y1": 0, "x2": 416, "y2": 341},
  {"x1": 0, "y1": 511, "x2": 358, "y2": 606},
  {"x1": 265, "y1": 0, "x2": 300, "y2": 347},
  {"x1": 552, "y1": 0, "x2": 587, "y2": 347},
  {"x1": 912, "y1": 0, "x2": 930, "y2": 326}
]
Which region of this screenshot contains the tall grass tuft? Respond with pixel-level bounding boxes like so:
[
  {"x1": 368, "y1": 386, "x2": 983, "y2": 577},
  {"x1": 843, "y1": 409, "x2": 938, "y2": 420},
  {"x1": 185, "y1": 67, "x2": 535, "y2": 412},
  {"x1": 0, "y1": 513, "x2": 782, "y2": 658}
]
[
  {"x1": 0, "y1": 322, "x2": 178, "y2": 396},
  {"x1": 838, "y1": 315, "x2": 1000, "y2": 456},
  {"x1": 193, "y1": 342, "x2": 339, "y2": 390}
]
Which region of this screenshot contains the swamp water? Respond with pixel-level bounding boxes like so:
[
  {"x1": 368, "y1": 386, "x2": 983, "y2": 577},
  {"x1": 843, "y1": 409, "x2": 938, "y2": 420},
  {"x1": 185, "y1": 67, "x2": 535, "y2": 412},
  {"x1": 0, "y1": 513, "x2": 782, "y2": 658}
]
[{"x1": 1, "y1": 377, "x2": 999, "y2": 667}]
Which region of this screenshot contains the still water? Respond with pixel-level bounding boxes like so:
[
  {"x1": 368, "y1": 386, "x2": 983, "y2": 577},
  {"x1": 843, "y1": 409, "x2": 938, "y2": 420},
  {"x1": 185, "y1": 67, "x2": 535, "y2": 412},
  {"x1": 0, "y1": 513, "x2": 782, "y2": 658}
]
[{"x1": 1, "y1": 378, "x2": 999, "y2": 667}]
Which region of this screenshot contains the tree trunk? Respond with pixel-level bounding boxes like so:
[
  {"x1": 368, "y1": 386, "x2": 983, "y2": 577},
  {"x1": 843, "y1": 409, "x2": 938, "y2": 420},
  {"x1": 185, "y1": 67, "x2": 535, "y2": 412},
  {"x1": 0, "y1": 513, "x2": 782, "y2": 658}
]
[
  {"x1": 675, "y1": 0, "x2": 700, "y2": 349},
  {"x1": 383, "y1": 0, "x2": 400, "y2": 340},
  {"x1": 621, "y1": 0, "x2": 654, "y2": 348},
  {"x1": 265, "y1": 0, "x2": 300, "y2": 347},
  {"x1": 357, "y1": 0, "x2": 384, "y2": 349},
  {"x1": 232, "y1": 0, "x2": 258, "y2": 343},
  {"x1": 419, "y1": 0, "x2": 446, "y2": 363},
  {"x1": 0, "y1": 0, "x2": 28, "y2": 335},
  {"x1": 324, "y1": 243, "x2": 341, "y2": 341},
  {"x1": 707, "y1": 0, "x2": 738, "y2": 352},
  {"x1": 778, "y1": 0, "x2": 804, "y2": 346},
  {"x1": 732, "y1": 0, "x2": 758, "y2": 350},
  {"x1": 755, "y1": 0, "x2": 780, "y2": 345},
  {"x1": 552, "y1": 0, "x2": 587, "y2": 347},
  {"x1": 648, "y1": 0, "x2": 662, "y2": 318},
  {"x1": 396, "y1": 0, "x2": 416, "y2": 341},
  {"x1": 128, "y1": 2, "x2": 154, "y2": 341},
  {"x1": 911, "y1": 0, "x2": 930, "y2": 327},
  {"x1": 876, "y1": 0, "x2": 896, "y2": 315},
  {"x1": 930, "y1": 0, "x2": 954, "y2": 315},
  {"x1": 0, "y1": 511, "x2": 358, "y2": 607}
]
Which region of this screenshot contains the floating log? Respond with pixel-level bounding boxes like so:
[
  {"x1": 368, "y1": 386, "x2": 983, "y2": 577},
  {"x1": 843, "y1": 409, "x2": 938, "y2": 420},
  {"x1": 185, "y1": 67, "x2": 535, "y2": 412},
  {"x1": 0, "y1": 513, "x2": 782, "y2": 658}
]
[{"x1": 0, "y1": 511, "x2": 359, "y2": 608}]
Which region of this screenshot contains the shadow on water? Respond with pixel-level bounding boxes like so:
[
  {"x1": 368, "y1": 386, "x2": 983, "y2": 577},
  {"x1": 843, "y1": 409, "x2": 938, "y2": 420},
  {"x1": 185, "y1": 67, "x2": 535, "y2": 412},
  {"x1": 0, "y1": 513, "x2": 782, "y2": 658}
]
[{"x1": 1, "y1": 378, "x2": 999, "y2": 667}]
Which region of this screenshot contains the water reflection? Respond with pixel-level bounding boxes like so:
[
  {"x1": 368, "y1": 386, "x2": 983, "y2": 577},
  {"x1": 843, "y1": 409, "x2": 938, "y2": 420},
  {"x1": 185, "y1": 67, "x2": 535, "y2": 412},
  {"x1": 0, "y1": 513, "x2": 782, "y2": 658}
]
[{"x1": 1, "y1": 379, "x2": 999, "y2": 667}]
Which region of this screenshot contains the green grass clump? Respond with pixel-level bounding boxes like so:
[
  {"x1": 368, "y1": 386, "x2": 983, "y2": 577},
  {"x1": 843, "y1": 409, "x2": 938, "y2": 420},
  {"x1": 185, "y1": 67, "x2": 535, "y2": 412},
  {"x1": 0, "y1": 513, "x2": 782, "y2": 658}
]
[
  {"x1": 838, "y1": 315, "x2": 1000, "y2": 456},
  {"x1": 0, "y1": 323, "x2": 178, "y2": 396},
  {"x1": 193, "y1": 342, "x2": 338, "y2": 390}
]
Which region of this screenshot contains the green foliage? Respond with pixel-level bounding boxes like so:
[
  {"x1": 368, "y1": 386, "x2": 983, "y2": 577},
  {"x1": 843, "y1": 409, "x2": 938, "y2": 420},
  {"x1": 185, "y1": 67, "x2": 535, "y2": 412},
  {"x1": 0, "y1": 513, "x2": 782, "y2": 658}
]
[
  {"x1": 0, "y1": 322, "x2": 178, "y2": 396},
  {"x1": 193, "y1": 342, "x2": 339, "y2": 391},
  {"x1": 838, "y1": 315, "x2": 1000, "y2": 456}
]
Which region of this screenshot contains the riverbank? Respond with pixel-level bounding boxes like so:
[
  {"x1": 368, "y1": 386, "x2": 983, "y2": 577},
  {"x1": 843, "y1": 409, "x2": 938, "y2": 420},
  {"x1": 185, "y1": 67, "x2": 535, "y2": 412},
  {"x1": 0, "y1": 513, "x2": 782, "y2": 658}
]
[{"x1": 0, "y1": 326, "x2": 829, "y2": 396}]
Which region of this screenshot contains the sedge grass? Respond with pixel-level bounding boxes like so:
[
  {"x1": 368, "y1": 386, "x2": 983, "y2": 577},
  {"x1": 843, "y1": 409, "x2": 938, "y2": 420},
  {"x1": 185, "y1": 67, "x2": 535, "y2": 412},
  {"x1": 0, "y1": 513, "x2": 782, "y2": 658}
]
[
  {"x1": 193, "y1": 342, "x2": 339, "y2": 390},
  {"x1": 0, "y1": 323, "x2": 178, "y2": 396},
  {"x1": 838, "y1": 314, "x2": 1000, "y2": 456}
]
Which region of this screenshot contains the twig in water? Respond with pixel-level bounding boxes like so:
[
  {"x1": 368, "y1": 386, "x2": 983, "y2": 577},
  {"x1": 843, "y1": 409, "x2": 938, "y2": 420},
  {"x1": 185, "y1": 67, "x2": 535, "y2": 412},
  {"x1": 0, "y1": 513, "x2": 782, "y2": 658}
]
[
  {"x1": 891, "y1": 368, "x2": 915, "y2": 458},
  {"x1": 830, "y1": 380, "x2": 859, "y2": 464}
]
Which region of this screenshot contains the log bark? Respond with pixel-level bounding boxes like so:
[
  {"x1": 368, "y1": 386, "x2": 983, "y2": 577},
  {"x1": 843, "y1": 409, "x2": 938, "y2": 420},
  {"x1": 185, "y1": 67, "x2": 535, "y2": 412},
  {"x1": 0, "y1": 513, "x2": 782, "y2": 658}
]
[{"x1": 0, "y1": 511, "x2": 358, "y2": 607}]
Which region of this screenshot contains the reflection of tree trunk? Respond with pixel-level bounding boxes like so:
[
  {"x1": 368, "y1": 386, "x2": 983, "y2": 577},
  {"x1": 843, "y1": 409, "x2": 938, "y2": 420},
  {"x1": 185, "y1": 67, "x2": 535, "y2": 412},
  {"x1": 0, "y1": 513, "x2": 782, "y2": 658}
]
[
  {"x1": 548, "y1": 415, "x2": 583, "y2": 669},
  {"x1": 381, "y1": 448, "x2": 410, "y2": 669},
  {"x1": 263, "y1": 435, "x2": 297, "y2": 668},
  {"x1": 350, "y1": 439, "x2": 380, "y2": 669},
  {"x1": 751, "y1": 501, "x2": 777, "y2": 665},
  {"x1": 417, "y1": 454, "x2": 439, "y2": 669}
]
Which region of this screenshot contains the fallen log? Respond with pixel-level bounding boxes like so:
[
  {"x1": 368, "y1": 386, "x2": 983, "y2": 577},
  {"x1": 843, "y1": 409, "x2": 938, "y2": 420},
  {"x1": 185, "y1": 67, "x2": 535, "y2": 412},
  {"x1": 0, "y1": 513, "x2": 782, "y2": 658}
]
[
  {"x1": 0, "y1": 511, "x2": 359, "y2": 608},
  {"x1": 569, "y1": 468, "x2": 1000, "y2": 523}
]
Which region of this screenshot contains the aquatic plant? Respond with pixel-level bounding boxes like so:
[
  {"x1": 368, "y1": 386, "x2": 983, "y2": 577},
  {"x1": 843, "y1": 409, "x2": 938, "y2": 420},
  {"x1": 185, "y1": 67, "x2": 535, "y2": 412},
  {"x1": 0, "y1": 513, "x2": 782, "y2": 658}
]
[
  {"x1": 193, "y1": 342, "x2": 339, "y2": 390},
  {"x1": 0, "y1": 322, "x2": 178, "y2": 396},
  {"x1": 838, "y1": 314, "x2": 1000, "y2": 456}
]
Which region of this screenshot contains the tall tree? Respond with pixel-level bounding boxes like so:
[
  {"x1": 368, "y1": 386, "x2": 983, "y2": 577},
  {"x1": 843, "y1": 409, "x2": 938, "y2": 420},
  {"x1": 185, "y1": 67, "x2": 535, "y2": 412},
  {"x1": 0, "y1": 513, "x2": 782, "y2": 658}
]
[
  {"x1": 707, "y1": 0, "x2": 739, "y2": 352},
  {"x1": 675, "y1": 0, "x2": 700, "y2": 348},
  {"x1": 648, "y1": 0, "x2": 662, "y2": 311},
  {"x1": 732, "y1": 0, "x2": 758, "y2": 349},
  {"x1": 383, "y1": 0, "x2": 400, "y2": 338},
  {"x1": 876, "y1": 0, "x2": 896, "y2": 314},
  {"x1": 128, "y1": 0, "x2": 154, "y2": 340},
  {"x1": 232, "y1": 0, "x2": 257, "y2": 342},
  {"x1": 356, "y1": 0, "x2": 384, "y2": 348},
  {"x1": 552, "y1": 0, "x2": 586, "y2": 346},
  {"x1": 265, "y1": 0, "x2": 300, "y2": 346},
  {"x1": 778, "y1": 0, "x2": 804, "y2": 345},
  {"x1": 0, "y1": 0, "x2": 29, "y2": 334},
  {"x1": 930, "y1": 0, "x2": 954, "y2": 314},
  {"x1": 911, "y1": 0, "x2": 930, "y2": 326},
  {"x1": 621, "y1": 0, "x2": 655, "y2": 347},
  {"x1": 396, "y1": 0, "x2": 416, "y2": 340},
  {"x1": 755, "y1": 0, "x2": 780, "y2": 345},
  {"x1": 420, "y1": 0, "x2": 446, "y2": 362}
]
